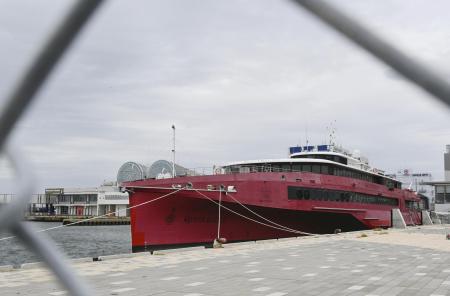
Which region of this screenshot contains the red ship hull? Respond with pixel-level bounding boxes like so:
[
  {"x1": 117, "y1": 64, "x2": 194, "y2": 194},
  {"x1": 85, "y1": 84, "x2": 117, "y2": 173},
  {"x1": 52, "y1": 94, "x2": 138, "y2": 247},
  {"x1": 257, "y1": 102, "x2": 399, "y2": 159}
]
[{"x1": 125, "y1": 172, "x2": 423, "y2": 252}]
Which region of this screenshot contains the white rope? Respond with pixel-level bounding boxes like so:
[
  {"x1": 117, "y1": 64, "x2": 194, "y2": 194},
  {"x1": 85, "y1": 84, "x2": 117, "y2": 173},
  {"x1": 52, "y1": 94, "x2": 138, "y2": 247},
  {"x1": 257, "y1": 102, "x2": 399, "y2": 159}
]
[
  {"x1": 1, "y1": 184, "x2": 315, "y2": 242},
  {"x1": 226, "y1": 192, "x2": 314, "y2": 236},
  {"x1": 0, "y1": 187, "x2": 184, "y2": 241},
  {"x1": 194, "y1": 189, "x2": 313, "y2": 236}
]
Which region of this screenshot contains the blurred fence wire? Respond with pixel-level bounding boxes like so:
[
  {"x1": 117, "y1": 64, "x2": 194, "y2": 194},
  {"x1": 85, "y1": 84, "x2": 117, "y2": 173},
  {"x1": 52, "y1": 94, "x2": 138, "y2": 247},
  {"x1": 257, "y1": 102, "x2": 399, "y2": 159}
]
[
  {"x1": 291, "y1": 0, "x2": 450, "y2": 108},
  {"x1": 0, "y1": 1, "x2": 103, "y2": 295},
  {"x1": 0, "y1": 0, "x2": 449, "y2": 295}
]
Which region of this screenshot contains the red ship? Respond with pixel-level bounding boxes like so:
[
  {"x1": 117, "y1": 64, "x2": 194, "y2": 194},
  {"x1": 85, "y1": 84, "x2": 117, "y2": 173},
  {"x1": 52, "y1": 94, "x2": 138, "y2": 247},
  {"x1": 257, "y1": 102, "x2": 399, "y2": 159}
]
[{"x1": 123, "y1": 144, "x2": 424, "y2": 253}]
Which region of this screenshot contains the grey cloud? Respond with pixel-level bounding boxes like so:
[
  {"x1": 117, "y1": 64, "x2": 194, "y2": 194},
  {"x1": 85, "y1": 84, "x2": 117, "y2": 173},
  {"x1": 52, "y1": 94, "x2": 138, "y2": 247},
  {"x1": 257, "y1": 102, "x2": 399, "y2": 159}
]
[{"x1": 1, "y1": 0, "x2": 449, "y2": 193}]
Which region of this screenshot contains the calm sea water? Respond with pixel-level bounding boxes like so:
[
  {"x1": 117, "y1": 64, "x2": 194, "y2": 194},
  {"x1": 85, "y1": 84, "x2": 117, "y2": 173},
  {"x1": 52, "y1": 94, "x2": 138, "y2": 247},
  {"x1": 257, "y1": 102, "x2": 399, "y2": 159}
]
[{"x1": 0, "y1": 222, "x2": 131, "y2": 266}]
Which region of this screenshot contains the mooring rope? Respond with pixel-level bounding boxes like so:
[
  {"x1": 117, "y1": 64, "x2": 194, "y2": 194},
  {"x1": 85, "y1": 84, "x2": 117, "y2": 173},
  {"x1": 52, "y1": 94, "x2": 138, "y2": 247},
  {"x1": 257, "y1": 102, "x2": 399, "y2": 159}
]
[
  {"x1": 193, "y1": 189, "x2": 313, "y2": 235},
  {"x1": 0, "y1": 187, "x2": 184, "y2": 241},
  {"x1": 0, "y1": 184, "x2": 315, "y2": 242},
  {"x1": 225, "y1": 192, "x2": 314, "y2": 236}
]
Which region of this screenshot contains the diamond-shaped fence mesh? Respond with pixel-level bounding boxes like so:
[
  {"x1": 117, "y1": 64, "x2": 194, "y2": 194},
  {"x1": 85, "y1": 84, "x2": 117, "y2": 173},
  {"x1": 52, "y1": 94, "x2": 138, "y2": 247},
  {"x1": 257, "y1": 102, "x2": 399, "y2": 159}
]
[
  {"x1": 0, "y1": 1, "x2": 103, "y2": 295},
  {"x1": 0, "y1": 0, "x2": 448, "y2": 295}
]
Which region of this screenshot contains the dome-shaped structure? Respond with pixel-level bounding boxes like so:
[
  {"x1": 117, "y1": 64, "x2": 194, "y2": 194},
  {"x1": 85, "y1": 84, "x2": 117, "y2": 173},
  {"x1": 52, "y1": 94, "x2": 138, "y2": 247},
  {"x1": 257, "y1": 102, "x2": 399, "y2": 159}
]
[
  {"x1": 117, "y1": 162, "x2": 148, "y2": 184},
  {"x1": 147, "y1": 160, "x2": 193, "y2": 179}
]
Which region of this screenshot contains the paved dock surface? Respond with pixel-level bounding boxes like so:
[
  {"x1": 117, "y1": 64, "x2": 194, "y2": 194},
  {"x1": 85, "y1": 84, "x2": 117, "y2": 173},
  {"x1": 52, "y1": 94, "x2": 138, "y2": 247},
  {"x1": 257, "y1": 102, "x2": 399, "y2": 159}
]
[{"x1": 1, "y1": 225, "x2": 450, "y2": 296}]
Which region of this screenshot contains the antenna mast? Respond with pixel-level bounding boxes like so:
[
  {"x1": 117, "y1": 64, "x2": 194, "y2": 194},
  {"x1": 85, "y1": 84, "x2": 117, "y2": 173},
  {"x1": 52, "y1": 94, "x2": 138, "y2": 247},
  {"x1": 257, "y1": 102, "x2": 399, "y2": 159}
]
[
  {"x1": 305, "y1": 123, "x2": 309, "y2": 147},
  {"x1": 172, "y1": 124, "x2": 176, "y2": 178},
  {"x1": 329, "y1": 120, "x2": 337, "y2": 146}
]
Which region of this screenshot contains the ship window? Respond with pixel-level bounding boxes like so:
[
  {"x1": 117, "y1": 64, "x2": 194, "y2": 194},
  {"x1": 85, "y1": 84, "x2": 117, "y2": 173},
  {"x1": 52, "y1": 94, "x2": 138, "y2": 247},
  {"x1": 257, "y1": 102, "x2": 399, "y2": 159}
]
[
  {"x1": 312, "y1": 165, "x2": 321, "y2": 174},
  {"x1": 230, "y1": 166, "x2": 240, "y2": 173},
  {"x1": 287, "y1": 186, "x2": 399, "y2": 206},
  {"x1": 406, "y1": 200, "x2": 415, "y2": 209},
  {"x1": 302, "y1": 164, "x2": 312, "y2": 172},
  {"x1": 272, "y1": 164, "x2": 281, "y2": 172},
  {"x1": 320, "y1": 165, "x2": 329, "y2": 175},
  {"x1": 281, "y1": 164, "x2": 291, "y2": 172},
  {"x1": 240, "y1": 166, "x2": 250, "y2": 173},
  {"x1": 329, "y1": 191, "x2": 336, "y2": 201},
  {"x1": 304, "y1": 190, "x2": 310, "y2": 200},
  {"x1": 292, "y1": 164, "x2": 301, "y2": 172},
  {"x1": 328, "y1": 166, "x2": 335, "y2": 175},
  {"x1": 314, "y1": 190, "x2": 324, "y2": 200},
  {"x1": 288, "y1": 187, "x2": 297, "y2": 200}
]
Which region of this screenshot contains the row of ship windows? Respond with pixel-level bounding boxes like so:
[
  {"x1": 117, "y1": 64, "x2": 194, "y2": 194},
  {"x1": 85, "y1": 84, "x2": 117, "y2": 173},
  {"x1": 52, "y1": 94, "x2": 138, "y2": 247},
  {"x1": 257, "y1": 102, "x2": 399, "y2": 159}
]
[
  {"x1": 226, "y1": 163, "x2": 401, "y2": 189},
  {"x1": 287, "y1": 186, "x2": 399, "y2": 206}
]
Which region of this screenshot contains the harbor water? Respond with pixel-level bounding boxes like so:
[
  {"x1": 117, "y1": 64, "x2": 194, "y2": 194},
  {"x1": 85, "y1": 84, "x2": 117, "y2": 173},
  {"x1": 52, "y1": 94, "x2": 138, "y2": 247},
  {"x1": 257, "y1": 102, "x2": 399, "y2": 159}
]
[{"x1": 0, "y1": 222, "x2": 131, "y2": 267}]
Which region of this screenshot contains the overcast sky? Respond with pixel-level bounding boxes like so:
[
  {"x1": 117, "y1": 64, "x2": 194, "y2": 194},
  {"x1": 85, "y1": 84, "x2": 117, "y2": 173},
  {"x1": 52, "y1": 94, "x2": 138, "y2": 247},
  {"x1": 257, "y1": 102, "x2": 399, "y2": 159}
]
[{"x1": 0, "y1": 0, "x2": 449, "y2": 193}]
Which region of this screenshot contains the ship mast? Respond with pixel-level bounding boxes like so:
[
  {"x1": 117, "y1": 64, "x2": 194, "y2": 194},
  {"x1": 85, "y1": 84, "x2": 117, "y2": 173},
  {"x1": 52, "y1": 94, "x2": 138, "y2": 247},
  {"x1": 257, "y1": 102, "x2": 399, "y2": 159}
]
[{"x1": 172, "y1": 124, "x2": 176, "y2": 178}]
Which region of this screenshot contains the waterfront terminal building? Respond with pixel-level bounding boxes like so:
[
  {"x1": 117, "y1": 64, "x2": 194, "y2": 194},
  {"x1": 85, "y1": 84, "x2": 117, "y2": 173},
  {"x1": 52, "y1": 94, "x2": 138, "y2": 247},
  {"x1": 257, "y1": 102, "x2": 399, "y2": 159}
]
[
  {"x1": 24, "y1": 160, "x2": 189, "y2": 217},
  {"x1": 25, "y1": 181, "x2": 129, "y2": 217},
  {"x1": 47, "y1": 182, "x2": 129, "y2": 217}
]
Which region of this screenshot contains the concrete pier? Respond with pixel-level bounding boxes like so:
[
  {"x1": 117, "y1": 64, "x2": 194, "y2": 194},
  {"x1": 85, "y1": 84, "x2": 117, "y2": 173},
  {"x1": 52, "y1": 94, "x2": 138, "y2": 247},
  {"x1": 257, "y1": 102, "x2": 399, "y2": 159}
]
[
  {"x1": 1, "y1": 225, "x2": 450, "y2": 295},
  {"x1": 62, "y1": 217, "x2": 130, "y2": 226}
]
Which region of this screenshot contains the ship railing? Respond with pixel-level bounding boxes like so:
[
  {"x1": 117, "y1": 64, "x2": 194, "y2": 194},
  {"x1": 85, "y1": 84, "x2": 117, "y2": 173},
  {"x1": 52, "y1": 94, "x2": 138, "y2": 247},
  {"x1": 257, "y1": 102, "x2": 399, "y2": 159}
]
[
  {"x1": 177, "y1": 167, "x2": 215, "y2": 176},
  {"x1": 1, "y1": 1, "x2": 450, "y2": 295},
  {"x1": 176, "y1": 165, "x2": 300, "y2": 176}
]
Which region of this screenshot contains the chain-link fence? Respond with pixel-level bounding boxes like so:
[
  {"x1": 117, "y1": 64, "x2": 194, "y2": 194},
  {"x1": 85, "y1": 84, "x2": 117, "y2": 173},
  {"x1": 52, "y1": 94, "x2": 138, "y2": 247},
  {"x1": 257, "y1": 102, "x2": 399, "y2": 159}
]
[{"x1": 0, "y1": 0, "x2": 449, "y2": 295}]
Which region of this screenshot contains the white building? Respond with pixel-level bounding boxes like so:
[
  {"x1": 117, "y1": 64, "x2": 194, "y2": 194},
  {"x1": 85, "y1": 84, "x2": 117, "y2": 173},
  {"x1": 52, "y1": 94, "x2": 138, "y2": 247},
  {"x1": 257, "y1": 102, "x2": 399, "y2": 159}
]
[
  {"x1": 446, "y1": 145, "x2": 450, "y2": 181},
  {"x1": 49, "y1": 182, "x2": 129, "y2": 217},
  {"x1": 423, "y1": 145, "x2": 450, "y2": 215},
  {"x1": 97, "y1": 183, "x2": 129, "y2": 217}
]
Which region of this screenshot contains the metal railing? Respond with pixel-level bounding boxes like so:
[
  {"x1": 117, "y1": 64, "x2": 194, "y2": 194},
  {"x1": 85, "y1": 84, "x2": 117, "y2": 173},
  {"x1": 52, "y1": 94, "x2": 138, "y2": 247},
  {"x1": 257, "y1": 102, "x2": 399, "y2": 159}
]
[
  {"x1": 0, "y1": 0, "x2": 449, "y2": 295},
  {"x1": 0, "y1": 193, "x2": 14, "y2": 204}
]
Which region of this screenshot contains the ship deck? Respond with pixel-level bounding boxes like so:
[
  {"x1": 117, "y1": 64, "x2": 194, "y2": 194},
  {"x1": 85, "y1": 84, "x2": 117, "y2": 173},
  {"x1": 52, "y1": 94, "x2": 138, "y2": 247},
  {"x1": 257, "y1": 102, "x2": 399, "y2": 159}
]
[{"x1": 1, "y1": 225, "x2": 450, "y2": 295}]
